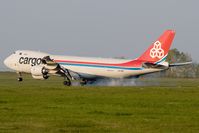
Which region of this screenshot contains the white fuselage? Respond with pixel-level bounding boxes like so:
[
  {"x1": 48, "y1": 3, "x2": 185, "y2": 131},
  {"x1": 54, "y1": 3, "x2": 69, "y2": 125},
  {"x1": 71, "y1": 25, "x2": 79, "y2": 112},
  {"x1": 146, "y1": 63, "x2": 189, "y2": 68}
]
[{"x1": 4, "y1": 50, "x2": 164, "y2": 79}]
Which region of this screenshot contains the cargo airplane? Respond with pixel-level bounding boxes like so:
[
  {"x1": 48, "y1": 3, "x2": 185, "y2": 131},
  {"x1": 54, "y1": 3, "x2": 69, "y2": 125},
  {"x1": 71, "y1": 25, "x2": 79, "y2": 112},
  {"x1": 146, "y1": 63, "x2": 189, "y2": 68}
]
[{"x1": 4, "y1": 30, "x2": 191, "y2": 86}]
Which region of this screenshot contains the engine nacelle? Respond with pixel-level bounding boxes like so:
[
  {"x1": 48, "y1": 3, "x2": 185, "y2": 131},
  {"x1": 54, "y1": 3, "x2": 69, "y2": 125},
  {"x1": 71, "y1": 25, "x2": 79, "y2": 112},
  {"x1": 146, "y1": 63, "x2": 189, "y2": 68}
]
[
  {"x1": 31, "y1": 65, "x2": 49, "y2": 80},
  {"x1": 32, "y1": 75, "x2": 49, "y2": 80},
  {"x1": 31, "y1": 65, "x2": 48, "y2": 75},
  {"x1": 44, "y1": 64, "x2": 58, "y2": 70}
]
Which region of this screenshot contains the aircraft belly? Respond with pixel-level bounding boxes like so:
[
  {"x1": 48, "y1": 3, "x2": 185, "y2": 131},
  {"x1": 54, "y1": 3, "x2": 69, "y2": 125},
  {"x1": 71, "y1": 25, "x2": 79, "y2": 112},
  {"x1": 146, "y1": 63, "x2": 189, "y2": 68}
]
[
  {"x1": 61, "y1": 65, "x2": 136, "y2": 78},
  {"x1": 64, "y1": 65, "x2": 162, "y2": 78},
  {"x1": 130, "y1": 68, "x2": 162, "y2": 76}
]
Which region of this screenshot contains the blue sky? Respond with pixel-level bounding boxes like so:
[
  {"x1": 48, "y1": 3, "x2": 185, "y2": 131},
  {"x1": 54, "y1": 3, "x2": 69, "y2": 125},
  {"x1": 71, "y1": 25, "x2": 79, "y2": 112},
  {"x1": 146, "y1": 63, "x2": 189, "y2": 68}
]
[{"x1": 0, "y1": 0, "x2": 198, "y2": 70}]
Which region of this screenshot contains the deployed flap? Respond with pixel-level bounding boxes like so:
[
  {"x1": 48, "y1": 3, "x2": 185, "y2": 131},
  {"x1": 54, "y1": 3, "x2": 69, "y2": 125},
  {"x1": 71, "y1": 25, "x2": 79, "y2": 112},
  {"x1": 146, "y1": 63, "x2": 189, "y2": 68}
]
[{"x1": 42, "y1": 56, "x2": 57, "y2": 65}]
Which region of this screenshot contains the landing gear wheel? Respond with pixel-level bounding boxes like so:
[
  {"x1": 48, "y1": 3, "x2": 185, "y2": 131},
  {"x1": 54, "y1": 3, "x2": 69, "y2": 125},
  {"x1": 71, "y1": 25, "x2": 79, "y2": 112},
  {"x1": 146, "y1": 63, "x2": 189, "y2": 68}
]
[
  {"x1": 18, "y1": 77, "x2": 23, "y2": 82},
  {"x1": 43, "y1": 75, "x2": 49, "y2": 79},
  {"x1": 63, "y1": 81, "x2": 71, "y2": 86},
  {"x1": 80, "y1": 80, "x2": 87, "y2": 86},
  {"x1": 17, "y1": 72, "x2": 23, "y2": 82},
  {"x1": 80, "y1": 82, "x2": 87, "y2": 86}
]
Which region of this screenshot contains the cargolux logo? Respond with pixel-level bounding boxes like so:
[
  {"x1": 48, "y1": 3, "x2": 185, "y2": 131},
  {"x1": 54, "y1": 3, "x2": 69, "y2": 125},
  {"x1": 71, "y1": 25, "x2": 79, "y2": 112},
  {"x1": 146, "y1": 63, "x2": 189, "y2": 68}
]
[
  {"x1": 19, "y1": 57, "x2": 42, "y2": 66},
  {"x1": 150, "y1": 41, "x2": 164, "y2": 59}
]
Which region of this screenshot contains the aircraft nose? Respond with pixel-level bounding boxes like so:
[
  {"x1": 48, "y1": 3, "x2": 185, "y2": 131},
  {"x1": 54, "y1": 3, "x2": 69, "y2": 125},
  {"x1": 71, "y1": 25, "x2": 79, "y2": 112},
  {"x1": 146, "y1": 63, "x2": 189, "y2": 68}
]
[{"x1": 4, "y1": 56, "x2": 10, "y2": 67}]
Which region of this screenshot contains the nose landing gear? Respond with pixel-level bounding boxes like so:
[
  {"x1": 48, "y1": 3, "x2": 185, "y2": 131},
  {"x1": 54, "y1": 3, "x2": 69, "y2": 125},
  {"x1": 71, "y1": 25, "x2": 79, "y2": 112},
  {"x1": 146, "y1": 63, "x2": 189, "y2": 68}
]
[{"x1": 17, "y1": 72, "x2": 23, "y2": 82}]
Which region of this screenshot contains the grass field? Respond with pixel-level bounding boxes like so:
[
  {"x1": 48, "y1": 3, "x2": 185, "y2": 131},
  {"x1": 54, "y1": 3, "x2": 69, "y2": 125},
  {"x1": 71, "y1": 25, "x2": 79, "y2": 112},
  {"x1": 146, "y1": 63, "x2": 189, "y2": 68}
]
[{"x1": 0, "y1": 72, "x2": 199, "y2": 133}]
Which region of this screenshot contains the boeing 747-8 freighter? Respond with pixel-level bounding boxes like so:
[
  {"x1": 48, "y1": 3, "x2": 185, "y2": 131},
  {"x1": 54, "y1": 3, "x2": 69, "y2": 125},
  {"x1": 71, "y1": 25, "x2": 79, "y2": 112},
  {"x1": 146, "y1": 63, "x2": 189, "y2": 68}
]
[{"x1": 4, "y1": 30, "x2": 191, "y2": 86}]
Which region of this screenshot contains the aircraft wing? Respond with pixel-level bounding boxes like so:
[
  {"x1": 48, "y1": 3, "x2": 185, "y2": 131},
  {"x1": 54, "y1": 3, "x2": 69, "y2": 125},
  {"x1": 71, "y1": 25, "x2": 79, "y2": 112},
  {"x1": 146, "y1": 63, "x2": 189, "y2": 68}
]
[
  {"x1": 41, "y1": 56, "x2": 81, "y2": 80},
  {"x1": 169, "y1": 62, "x2": 192, "y2": 67}
]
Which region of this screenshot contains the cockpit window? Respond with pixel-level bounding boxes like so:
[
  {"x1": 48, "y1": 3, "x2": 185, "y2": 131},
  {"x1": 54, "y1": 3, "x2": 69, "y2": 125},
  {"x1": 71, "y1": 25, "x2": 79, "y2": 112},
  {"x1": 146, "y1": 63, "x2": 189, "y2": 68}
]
[{"x1": 19, "y1": 53, "x2": 22, "y2": 55}]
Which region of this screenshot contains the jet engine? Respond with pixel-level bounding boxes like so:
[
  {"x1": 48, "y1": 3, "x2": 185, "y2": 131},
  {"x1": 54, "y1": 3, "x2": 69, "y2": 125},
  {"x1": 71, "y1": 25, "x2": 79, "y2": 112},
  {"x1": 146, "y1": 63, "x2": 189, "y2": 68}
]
[{"x1": 31, "y1": 65, "x2": 49, "y2": 80}]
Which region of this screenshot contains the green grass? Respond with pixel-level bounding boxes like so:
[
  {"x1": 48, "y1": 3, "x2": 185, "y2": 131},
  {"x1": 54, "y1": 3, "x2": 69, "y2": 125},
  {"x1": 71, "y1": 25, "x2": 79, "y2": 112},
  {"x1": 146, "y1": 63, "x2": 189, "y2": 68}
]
[{"x1": 0, "y1": 72, "x2": 199, "y2": 133}]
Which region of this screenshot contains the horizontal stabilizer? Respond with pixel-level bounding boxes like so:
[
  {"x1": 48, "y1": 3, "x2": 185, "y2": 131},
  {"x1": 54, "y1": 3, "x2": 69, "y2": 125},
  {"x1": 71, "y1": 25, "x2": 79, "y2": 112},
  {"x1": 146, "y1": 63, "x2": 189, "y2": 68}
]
[{"x1": 169, "y1": 62, "x2": 192, "y2": 67}]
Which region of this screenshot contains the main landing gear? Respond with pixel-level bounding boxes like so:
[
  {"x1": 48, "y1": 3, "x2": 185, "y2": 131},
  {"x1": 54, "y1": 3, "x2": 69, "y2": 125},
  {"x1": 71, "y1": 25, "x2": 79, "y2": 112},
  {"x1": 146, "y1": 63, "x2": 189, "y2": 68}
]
[
  {"x1": 80, "y1": 79, "x2": 87, "y2": 86},
  {"x1": 63, "y1": 74, "x2": 72, "y2": 86},
  {"x1": 63, "y1": 80, "x2": 71, "y2": 86},
  {"x1": 63, "y1": 77, "x2": 88, "y2": 86}
]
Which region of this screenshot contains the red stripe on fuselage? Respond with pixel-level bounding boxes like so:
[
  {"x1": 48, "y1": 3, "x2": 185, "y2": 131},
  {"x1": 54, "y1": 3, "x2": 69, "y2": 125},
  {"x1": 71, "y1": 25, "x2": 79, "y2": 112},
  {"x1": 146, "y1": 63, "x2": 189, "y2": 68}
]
[{"x1": 54, "y1": 60, "x2": 143, "y2": 67}]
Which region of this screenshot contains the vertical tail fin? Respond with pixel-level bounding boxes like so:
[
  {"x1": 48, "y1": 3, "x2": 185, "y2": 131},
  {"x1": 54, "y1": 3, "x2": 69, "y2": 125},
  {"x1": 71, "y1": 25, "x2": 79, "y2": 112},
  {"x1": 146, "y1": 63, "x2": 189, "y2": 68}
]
[{"x1": 137, "y1": 30, "x2": 175, "y2": 63}]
